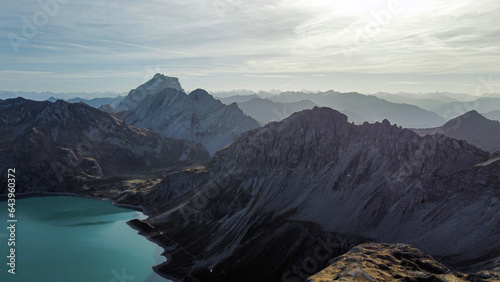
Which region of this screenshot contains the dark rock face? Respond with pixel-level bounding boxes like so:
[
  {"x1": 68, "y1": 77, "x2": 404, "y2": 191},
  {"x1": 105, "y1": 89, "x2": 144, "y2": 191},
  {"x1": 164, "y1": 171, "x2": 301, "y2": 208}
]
[
  {"x1": 413, "y1": 110, "x2": 500, "y2": 152},
  {"x1": 0, "y1": 98, "x2": 209, "y2": 194},
  {"x1": 120, "y1": 87, "x2": 261, "y2": 155},
  {"x1": 139, "y1": 107, "x2": 498, "y2": 281},
  {"x1": 309, "y1": 243, "x2": 500, "y2": 282}
]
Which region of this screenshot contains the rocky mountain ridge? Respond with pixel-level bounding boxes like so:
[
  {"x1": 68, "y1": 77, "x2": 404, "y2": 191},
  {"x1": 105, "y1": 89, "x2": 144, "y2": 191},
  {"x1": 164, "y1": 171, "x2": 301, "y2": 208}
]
[
  {"x1": 0, "y1": 97, "x2": 209, "y2": 195},
  {"x1": 135, "y1": 107, "x2": 499, "y2": 281}
]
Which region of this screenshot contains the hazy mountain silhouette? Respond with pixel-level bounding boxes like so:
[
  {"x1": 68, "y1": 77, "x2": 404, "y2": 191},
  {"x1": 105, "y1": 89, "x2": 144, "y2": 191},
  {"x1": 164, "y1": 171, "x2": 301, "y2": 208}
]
[
  {"x1": 483, "y1": 110, "x2": 500, "y2": 122},
  {"x1": 217, "y1": 94, "x2": 261, "y2": 104},
  {"x1": 373, "y1": 92, "x2": 468, "y2": 112},
  {"x1": 433, "y1": 98, "x2": 500, "y2": 119},
  {"x1": 47, "y1": 96, "x2": 124, "y2": 108},
  {"x1": 235, "y1": 97, "x2": 317, "y2": 125},
  {"x1": 270, "y1": 91, "x2": 445, "y2": 128},
  {"x1": 413, "y1": 110, "x2": 500, "y2": 152},
  {"x1": 0, "y1": 90, "x2": 125, "y2": 101}
]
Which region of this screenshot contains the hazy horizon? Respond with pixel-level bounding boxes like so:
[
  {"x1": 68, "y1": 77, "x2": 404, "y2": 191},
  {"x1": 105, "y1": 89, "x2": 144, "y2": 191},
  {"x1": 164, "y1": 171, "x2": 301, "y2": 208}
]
[
  {"x1": 1, "y1": 82, "x2": 498, "y2": 101},
  {"x1": 2, "y1": 0, "x2": 500, "y2": 95}
]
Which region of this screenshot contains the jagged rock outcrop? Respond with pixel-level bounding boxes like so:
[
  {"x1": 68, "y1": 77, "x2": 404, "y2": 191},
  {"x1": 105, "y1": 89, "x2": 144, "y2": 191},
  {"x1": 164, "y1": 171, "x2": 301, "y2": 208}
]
[
  {"x1": 0, "y1": 98, "x2": 209, "y2": 194},
  {"x1": 118, "y1": 77, "x2": 261, "y2": 154},
  {"x1": 414, "y1": 110, "x2": 500, "y2": 152},
  {"x1": 137, "y1": 107, "x2": 498, "y2": 281},
  {"x1": 309, "y1": 243, "x2": 500, "y2": 282}
]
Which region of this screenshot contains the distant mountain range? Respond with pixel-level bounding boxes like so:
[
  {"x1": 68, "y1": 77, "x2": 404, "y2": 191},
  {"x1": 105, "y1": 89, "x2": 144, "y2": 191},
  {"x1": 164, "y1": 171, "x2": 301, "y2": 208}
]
[
  {"x1": 484, "y1": 110, "x2": 500, "y2": 121},
  {"x1": 113, "y1": 74, "x2": 261, "y2": 155},
  {"x1": 268, "y1": 91, "x2": 445, "y2": 128},
  {"x1": 7, "y1": 87, "x2": 498, "y2": 130},
  {"x1": 217, "y1": 94, "x2": 261, "y2": 104},
  {"x1": 1, "y1": 78, "x2": 498, "y2": 281},
  {"x1": 226, "y1": 97, "x2": 317, "y2": 125},
  {"x1": 413, "y1": 110, "x2": 500, "y2": 152},
  {"x1": 432, "y1": 97, "x2": 500, "y2": 119},
  {"x1": 211, "y1": 89, "x2": 277, "y2": 99},
  {"x1": 46, "y1": 95, "x2": 125, "y2": 108},
  {"x1": 0, "y1": 90, "x2": 125, "y2": 101},
  {"x1": 374, "y1": 92, "x2": 470, "y2": 112}
]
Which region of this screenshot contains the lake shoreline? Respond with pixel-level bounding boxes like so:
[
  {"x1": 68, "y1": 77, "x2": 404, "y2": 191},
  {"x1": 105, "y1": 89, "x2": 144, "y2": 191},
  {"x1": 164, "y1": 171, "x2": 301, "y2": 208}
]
[{"x1": 0, "y1": 192, "x2": 172, "y2": 281}]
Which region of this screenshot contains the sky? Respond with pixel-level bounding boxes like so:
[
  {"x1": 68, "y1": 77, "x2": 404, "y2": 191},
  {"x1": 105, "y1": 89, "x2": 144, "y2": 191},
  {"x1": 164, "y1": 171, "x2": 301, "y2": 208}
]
[{"x1": 1, "y1": 0, "x2": 500, "y2": 95}]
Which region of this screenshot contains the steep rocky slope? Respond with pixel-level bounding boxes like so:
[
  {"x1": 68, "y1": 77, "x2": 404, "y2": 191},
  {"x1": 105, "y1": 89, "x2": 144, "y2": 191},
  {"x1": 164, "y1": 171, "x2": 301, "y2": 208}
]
[
  {"x1": 309, "y1": 243, "x2": 500, "y2": 282},
  {"x1": 0, "y1": 98, "x2": 209, "y2": 195},
  {"x1": 119, "y1": 83, "x2": 261, "y2": 155},
  {"x1": 413, "y1": 110, "x2": 500, "y2": 152},
  {"x1": 135, "y1": 107, "x2": 498, "y2": 281}
]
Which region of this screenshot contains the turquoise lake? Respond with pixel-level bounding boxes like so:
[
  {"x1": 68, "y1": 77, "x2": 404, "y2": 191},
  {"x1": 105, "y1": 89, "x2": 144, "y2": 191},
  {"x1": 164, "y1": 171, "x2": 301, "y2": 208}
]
[{"x1": 0, "y1": 196, "x2": 169, "y2": 282}]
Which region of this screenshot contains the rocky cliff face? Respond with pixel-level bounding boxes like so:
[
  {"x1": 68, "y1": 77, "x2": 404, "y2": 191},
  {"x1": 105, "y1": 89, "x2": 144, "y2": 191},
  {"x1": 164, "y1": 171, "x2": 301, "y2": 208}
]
[
  {"x1": 120, "y1": 85, "x2": 261, "y2": 155},
  {"x1": 137, "y1": 107, "x2": 498, "y2": 281},
  {"x1": 0, "y1": 98, "x2": 209, "y2": 194}
]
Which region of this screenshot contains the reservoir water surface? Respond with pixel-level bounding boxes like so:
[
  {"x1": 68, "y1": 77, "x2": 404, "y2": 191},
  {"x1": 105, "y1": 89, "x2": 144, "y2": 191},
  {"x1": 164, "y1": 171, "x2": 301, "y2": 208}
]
[{"x1": 0, "y1": 196, "x2": 168, "y2": 281}]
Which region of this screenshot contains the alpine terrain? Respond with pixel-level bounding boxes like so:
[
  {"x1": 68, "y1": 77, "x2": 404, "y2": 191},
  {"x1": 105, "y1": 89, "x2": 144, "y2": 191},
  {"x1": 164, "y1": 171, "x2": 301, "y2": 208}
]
[{"x1": 131, "y1": 107, "x2": 500, "y2": 281}]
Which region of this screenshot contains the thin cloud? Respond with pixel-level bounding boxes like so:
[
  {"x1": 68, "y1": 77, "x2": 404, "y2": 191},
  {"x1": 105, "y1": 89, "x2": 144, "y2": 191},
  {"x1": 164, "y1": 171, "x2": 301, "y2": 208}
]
[{"x1": 1, "y1": 0, "x2": 499, "y2": 94}]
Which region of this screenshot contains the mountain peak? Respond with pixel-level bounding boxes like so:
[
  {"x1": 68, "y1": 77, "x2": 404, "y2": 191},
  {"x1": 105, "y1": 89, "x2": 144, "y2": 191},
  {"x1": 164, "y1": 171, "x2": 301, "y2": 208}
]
[
  {"x1": 122, "y1": 85, "x2": 260, "y2": 155},
  {"x1": 287, "y1": 106, "x2": 349, "y2": 125},
  {"x1": 463, "y1": 109, "x2": 485, "y2": 119},
  {"x1": 444, "y1": 110, "x2": 489, "y2": 127},
  {"x1": 117, "y1": 74, "x2": 183, "y2": 111},
  {"x1": 152, "y1": 73, "x2": 165, "y2": 79},
  {"x1": 419, "y1": 109, "x2": 500, "y2": 152},
  {"x1": 143, "y1": 73, "x2": 182, "y2": 92},
  {"x1": 188, "y1": 88, "x2": 215, "y2": 101},
  {"x1": 467, "y1": 109, "x2": 480, "y2": 115}
]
